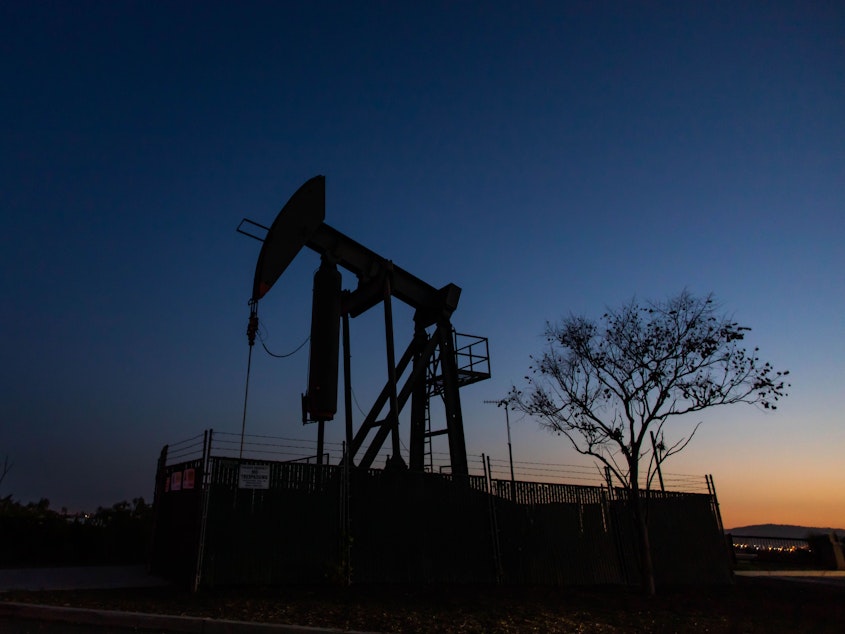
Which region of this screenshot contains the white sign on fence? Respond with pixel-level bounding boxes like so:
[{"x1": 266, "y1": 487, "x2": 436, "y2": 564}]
[{"x1": 238, "y1": 464, "x2": 270, "y2": 489}]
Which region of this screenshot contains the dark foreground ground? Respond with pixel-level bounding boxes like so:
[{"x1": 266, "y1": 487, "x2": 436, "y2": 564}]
[{"x1": 2, "y1": 576, "x2": 844, "y2": 633}]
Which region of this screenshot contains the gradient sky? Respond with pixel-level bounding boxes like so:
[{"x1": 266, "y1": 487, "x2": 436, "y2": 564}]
[{"x1": 1, "y1": 1, "x2": 843, "y2": 529}]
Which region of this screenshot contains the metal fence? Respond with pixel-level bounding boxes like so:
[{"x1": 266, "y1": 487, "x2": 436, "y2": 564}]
[
  {"x1": 151, "y1": 429, "x2": 732, "y2": 589},
  {"x1": 485, "y1": 458, "x2": 712, "y2": 493}
]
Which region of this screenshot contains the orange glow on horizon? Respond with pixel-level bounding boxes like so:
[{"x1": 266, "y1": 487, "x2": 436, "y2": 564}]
[{"x1": 717, "y1": 484, "x2": 845, "y2": 530}]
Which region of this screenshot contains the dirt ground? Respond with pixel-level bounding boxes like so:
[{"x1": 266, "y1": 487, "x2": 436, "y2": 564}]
[{"x1": 2, "y1": 576, "x2": 843, "y2": 633}]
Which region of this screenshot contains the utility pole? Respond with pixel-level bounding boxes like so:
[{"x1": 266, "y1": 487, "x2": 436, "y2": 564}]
[{"x1": 483, "y1": 400, "x2": 516, "y2": 503}]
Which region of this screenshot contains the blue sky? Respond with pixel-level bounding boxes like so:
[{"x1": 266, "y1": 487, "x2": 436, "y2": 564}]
[{"x1": 1, "y1": 1, "x2": 843, "y2": 527}]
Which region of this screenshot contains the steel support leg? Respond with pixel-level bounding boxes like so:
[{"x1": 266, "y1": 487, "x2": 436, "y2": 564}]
[
  {"x1": 437, "y1": 321, "x2": 469, "y2": 478},
  {"x1": 409, "y1": 325, "x2": 429, "y2": 472}
]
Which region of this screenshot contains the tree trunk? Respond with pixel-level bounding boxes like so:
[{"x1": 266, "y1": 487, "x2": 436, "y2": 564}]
[{"x1": 629, "y1": 470, "x2": 656, "y2": 595}]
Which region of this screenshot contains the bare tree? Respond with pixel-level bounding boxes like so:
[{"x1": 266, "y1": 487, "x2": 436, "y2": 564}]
[
  {"x1": 0, "y1": 455, "x2": 11, "y2": 490},
  {"x1": 508, "y1": 291, "x2": 789, "y2": 594}
]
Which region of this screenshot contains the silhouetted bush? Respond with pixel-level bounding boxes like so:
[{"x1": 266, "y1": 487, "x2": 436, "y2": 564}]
[{"x1": 0, "y1": 495, "x2": 152, "y2": 567}]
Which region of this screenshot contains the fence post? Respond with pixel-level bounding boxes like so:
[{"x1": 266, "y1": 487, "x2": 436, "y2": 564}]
[
  {"x1": 483, "y1": 454, "x2": 503, "y2": 583},
  {"x1": 706, "y1": 473, "x2": 735, "y2": 580},
  {"x1": 149, "y1": 444, "x2": 169, "y2": 572},
  {"x1": 193, "y1": 429, "x2": 212, "y2": 592},
  {"x1": 340, "y1": 440, "x2": 352, "y2": 586},
  {"x1": 706, "y1": 474, "x2": 726, "y2": 535},
  {"x1": 604, "y1": 466, "x2": 614, "y2": 500}
]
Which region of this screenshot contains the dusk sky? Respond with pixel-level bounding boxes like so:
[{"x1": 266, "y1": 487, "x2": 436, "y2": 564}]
[{"x1": 1, "y1": 1, "x2": 843, "y2": 530}]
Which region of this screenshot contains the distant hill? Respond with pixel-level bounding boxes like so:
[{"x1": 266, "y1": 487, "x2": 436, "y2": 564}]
[{"x1": 727, "y1": 524, "x2": 845, "y2": 539}]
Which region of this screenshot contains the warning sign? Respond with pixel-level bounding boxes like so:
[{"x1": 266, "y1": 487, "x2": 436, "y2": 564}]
[
  {"x1": 183, "y1": 468, "x2": 195, "y2": 490},
  {"x1": 238, "y1": 464, "x2": 270, "y2": 489},
  {"x1": 171, "y1": 470, "x2": 183, "y2": 491}
]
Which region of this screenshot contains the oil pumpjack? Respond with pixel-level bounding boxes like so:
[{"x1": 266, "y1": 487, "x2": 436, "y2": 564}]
[{"x1": 239, "y1": 176, "x2": 489, "y2": 476}]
